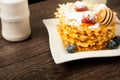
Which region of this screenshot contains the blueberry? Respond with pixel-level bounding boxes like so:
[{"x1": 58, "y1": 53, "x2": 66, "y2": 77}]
[
  {"x1": 113, "y1": 36, "x2": 120, "y2": 45},
  {"x1": 107, "y1": 40, "x2": 118, "y2": 49},
  {"x1": 66, "y1": 44, "x2": 77, "y2": 53}
]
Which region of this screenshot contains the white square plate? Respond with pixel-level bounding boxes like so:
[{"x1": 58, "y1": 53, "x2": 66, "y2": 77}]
[{"x1": 43, "y1": 18, "x2": 120, "y2": 64}]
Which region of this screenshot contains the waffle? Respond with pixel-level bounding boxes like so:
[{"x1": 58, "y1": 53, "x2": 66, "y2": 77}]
[{"x1": 55, "y1": 1, "x2": 118, "y2": 52}]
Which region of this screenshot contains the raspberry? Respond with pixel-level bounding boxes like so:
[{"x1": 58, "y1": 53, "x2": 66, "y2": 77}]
[
  {"x1": 82, "y1": 17, "x2": 96, "y2": 25},
  {"x1": 75, "y1": 6, "x2": 88, "y2": 12}
]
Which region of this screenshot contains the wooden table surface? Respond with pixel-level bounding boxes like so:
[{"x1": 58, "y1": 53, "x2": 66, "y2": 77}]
[{"x1": 0, "y1": 0, "x2": 120, "y2": 80}]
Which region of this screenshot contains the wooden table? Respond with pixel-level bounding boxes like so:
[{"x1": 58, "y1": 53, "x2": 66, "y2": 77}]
[{"x1": 0, "y1": 0, "x2": 120, "y2": 80}]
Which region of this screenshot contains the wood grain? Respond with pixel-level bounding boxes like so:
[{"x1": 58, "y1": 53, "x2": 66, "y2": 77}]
[{"x1": 0, "y1": 0, "x2": 120, "y2": 80}]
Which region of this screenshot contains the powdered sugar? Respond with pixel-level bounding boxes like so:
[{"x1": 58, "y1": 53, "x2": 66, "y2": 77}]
[
  {"x1": 94, "y1": 4, "x2": 107, "y2": 13},
  {"x1": 74, "y1": 1, "x2": 88, "y2": 8},
  {"x1": 55, "y1": 1, "x2": 108, "y2": 28},
  {"x1": 88, "y1": 23, "x2": 100, "y2": 29}
]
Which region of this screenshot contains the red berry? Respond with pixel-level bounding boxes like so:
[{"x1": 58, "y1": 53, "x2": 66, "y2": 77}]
[
  {"x1": 75, "y1": 6, "x2": 88, "y2": 12},
  {"x1": 82, "y1": 17, "x2": 96, "y2": 25}
]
